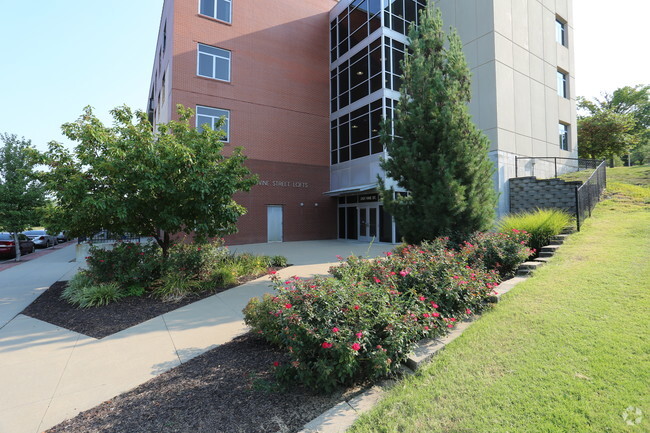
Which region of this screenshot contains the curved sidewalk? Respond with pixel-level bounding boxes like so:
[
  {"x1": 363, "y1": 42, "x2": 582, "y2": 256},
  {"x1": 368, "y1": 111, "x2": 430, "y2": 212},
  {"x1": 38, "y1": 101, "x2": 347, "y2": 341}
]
[{"x1": 0, "y1": 240, "x2": 392, "y2": 433}]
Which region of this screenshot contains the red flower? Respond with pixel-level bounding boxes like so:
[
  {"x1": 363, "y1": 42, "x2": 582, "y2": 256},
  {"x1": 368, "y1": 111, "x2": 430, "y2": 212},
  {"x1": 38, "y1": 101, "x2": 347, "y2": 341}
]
[
  {"x1": 269, "y1": 270, "x2": 277, "y2": 274},
  {"x1": 284, "y1": 303, "x2": 292, "y2": 309},
  {"x1": 332, "y1": 327, "x2": 339, "y2": 333},
  {"x1": 432, "y1": 312, "x2": 440, "y2": 317},
  {"x1": 430, "y1": 302, "x2": 439, "y2": 309},
  {"x1": 373, "y1": 277, "x2": 381, "y2": 283},
  {"x1": 424, "y1": 326, "x2": 429, "y2": 331},
  {"x1": 353, "y1": 305, "x2": 360, "y2": 310},
  {"x1": 322, "y1": 342, "x2": 333, "y2": 349},
  {"x1": 197, "y1": 247, "x2": 201, "y2": 251},
  {"x1": 351, "y1": 343, "x2": 361, "y2": 351},
  {"x1": 399, "y1": 270, "x2": 408, "y2": 277},
  {"x1": 447, "y1": 324, "x2": 454, "y2": 328},
  {"x1": 419, "y1": 296, "x2": 426, "y2": 301},
  {"x1": 385, "y1": 251, "x2": 392, "y2": 256},
  {"x1": 465, "y1": 308, "x2": 472, "y2": 315},
  {"x1": 273, "y1": 361, "x2": 280, "y2": 367},
  {"x1": 450, "y1": 317, "x2": 457, "y2": 322},
  {"x1": 422, "y1": 313, "x2": 430, "y2": 318},
  {"x1": 355, "y1": 332, "x2": 363, "y2": 338}
]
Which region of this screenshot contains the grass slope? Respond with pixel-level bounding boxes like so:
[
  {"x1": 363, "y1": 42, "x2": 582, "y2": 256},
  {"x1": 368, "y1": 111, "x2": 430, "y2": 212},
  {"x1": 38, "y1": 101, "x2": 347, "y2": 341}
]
[{"x1": 350, "y1": 167, "x2": 650, "y2": 433}]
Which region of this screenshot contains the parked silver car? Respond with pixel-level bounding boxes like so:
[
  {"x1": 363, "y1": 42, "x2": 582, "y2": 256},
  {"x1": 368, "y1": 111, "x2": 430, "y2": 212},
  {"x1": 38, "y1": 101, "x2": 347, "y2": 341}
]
[{"x1": 22, "y1": 230, "x2": 58, "y2": 248}]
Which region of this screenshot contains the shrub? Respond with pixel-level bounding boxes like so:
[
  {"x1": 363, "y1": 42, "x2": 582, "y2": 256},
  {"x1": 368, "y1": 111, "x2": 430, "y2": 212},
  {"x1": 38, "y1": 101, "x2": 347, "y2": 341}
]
[
  {"x1": 269, "y1": 255, "x2": 288, "y2": 267},
  {"x1": 153, "y1": 273, "x2": 201, "y2": 302},
  {"x1": 245, "y1": 273, "x2": 445, "y2": 393},
  {"x1": 461, "y1": 231, "x2": 533, "y2": 278},
  {"x1": 164, "y1": 241, "x2": 229, "y2": 280},
  {"x1": 61, "y1": 273, "x2": 123, "y2": 308},
  {"x1": 86, "y1": 242, "x2": 162, "y2": 287},
  {"x1": 245, "y1": 241, "x2": 499, "y2": 393},
  {"x1": 228, "y1": 253, "x2": 270, "y2": 279},
  {"x1": 498, "y1": 209, "x2": 572, "y2": 253}
]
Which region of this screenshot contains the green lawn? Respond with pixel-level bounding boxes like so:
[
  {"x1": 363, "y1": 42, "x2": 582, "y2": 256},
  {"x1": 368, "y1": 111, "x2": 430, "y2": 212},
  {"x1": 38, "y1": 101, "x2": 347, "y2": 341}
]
[{"x1": 350, "y1": 167, "x2": 650, "y2": 433}]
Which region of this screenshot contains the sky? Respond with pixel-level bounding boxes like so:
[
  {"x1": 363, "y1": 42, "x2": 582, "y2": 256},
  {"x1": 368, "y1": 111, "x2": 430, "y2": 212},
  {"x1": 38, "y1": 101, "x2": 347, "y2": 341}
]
[{"x1": 0, "y1": 0, "x2": 648, "y2": 152}]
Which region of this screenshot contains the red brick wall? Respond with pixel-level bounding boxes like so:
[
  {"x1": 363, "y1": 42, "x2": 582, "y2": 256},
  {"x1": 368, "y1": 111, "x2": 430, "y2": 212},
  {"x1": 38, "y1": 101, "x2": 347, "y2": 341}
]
[
  {"x1": 168, "y1": 0, "x2": 338, "y2": 244},
  {"x1": 224, "y1": 159, "x2": 337, "y2": 245}
]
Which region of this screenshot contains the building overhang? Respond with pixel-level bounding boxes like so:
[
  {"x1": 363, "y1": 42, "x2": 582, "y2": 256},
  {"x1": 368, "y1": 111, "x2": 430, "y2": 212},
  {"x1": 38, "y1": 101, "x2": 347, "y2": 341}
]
[{"x1": 323, "y1": 183, "x2": 377, "y2": 196}]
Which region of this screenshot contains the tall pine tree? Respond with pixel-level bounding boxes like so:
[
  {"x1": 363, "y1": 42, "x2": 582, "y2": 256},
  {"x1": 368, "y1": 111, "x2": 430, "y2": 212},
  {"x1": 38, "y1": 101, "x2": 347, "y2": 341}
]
[{"x1": 379, "y1": 5, "x2": 497, "y2": 243}]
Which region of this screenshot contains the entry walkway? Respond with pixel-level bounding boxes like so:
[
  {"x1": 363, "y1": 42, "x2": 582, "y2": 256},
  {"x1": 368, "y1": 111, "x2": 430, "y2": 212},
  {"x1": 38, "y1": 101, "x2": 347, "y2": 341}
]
[{"x1": 0, "y1": 240, "x2": 392, "y2": 433}]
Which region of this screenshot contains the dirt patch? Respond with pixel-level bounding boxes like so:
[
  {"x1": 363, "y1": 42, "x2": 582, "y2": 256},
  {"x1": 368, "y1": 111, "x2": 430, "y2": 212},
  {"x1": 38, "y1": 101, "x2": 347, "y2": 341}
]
[
  {"x1": 21, "y1": 270, "x2": 278, "y2": 339},
  {"x1": 45, "y1": 333, "x2": 346, "y2": 433}
]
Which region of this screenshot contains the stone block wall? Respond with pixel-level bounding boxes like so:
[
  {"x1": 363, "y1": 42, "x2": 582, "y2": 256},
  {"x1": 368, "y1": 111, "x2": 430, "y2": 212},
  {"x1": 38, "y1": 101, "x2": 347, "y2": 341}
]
[{"x1": 509, "y1": 176, "x2": 582, "y2": 215}]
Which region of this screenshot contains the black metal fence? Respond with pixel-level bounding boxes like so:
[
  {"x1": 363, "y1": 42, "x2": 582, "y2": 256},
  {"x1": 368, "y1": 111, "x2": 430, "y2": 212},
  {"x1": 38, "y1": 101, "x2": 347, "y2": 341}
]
[
  {"x1": 575, "y1": 160, "x2": 607, "y2": 231},
  {"x1": 78, "y1": 231, "x2": 141, "y2": 244},
  {"x1": 514, "y1": 156, "x2": 602, "y2": 179}
]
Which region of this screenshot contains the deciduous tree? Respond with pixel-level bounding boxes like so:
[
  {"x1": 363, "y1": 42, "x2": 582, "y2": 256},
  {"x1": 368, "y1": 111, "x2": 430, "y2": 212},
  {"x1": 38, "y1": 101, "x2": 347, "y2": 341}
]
[
  {"x1": 0, "y1": 134, "x2": 45, "y2": 261},
  {"x1": 43, "y1": 105, "x2": 257, "y2": 257}
]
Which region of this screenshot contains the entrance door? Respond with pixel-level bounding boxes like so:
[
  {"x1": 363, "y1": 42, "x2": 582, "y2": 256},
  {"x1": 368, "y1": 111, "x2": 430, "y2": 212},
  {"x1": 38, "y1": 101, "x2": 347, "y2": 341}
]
[
  {"x1": 358, "y1": 205, "x2": 378, "y2": 241},
  {"x1": 267, "y1": 205, "x2": 283, "y2": 242}
]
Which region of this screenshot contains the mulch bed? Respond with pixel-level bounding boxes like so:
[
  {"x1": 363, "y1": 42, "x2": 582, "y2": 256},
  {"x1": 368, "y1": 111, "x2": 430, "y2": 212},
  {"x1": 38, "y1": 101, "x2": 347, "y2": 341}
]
[
  {"x1": 45, "y1": 333, "x2": 349, "y2": 433},
  {"x1": 21, "y1": 270, "x2": 278, "y2": 339}
]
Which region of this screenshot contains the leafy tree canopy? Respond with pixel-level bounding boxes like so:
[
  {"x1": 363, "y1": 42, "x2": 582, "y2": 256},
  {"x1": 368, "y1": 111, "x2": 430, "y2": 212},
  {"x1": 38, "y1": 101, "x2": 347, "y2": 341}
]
[
  {"x1": 379, "y1": 5, "x2": 497, "y2": 243},
  {"x1": 578, "y1": 84, "x2": 649, "y2": 164},
  {"x1": 577, "y1": 110, "x2": 638, "y2": 160},
  {"x1": 0, "y1": 133, "x2": 46, "y2": 260},
  {"x1": 42, "y1": 105, "x2": 258, "y2": 257}
]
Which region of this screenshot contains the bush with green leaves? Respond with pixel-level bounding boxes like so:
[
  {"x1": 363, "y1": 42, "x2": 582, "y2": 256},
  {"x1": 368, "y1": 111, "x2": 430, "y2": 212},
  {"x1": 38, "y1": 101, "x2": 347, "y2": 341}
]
[
  {"x1": 460, "y1": 230, "x2": 534, "y2": 278},
  {"x1": 498, "y1": 209, "x2": 572, "y2": 254},
  {"x1": 244, "y1": 273, "x2": 446, "y2": 393},
  {"x1": 64, "y1": 239, "x2": 287, "y2": 307},
  {"x1": 164, "y1": 241, "x2": 229, "y2": 280},
  {"x1": 61, "y1": 272, "x2": 124, "y2": 308},
  {"x1": 244, "y1": 241, "x2": 498, "y2": 392},
  {"x1": 86, "y1": 242, "x2": 162, "y2": 287}
]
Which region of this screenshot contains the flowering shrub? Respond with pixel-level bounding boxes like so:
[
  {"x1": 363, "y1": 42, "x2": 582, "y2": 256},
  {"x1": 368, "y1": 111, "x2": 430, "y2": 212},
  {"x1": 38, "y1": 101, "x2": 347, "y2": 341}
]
[
  {"x1": 244, "y1": 273, "x2": 448, "y2": 393},
  {"x1": 244, "y1": 239, "x2": 499, "y2": 392},
  {"x1": 460, "y1": 230, "x2": 533, "y2": 278}
]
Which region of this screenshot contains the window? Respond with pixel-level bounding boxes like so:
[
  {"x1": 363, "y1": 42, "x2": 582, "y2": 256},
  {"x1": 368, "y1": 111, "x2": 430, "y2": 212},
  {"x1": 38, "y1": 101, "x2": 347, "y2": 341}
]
[
  {"x1": 555, "y1": 18, "x2": 566, "y2": 46},
  {"x1": 557, "y1": 70, "x2": 568, "y2": 98},
  {"x1": 196, "y1": 106, "x2": 230, "y2": 141},
  {"x1": 199, "y1": 0, "x2": 232, "y2": 23},
  {"x1": 197, "y1": 43, "x2": 231, "y2": 81},
  {"x1": 559, "y1": 123, "x2": 569, "y2": 151},
  {"x1": 162, "y1": 22, "x2": 167, "y2": 54}
]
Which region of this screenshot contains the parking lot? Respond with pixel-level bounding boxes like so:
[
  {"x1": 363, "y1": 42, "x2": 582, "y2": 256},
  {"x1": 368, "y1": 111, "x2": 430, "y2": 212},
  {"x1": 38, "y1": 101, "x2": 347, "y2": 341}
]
[{"x1": 0, "y1": 240, "x2": 75, "y2": 270}]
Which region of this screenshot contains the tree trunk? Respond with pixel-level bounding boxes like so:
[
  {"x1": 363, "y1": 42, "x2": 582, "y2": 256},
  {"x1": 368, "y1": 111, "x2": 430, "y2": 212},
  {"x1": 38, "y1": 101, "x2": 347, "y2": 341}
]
[
  {"x1": 162, "y1": 231, "x2": 170, "y2": 259},
  {"x1": 12, "y1": 232, "x2": 21, "y2": 262},
  {"x1": 153, "y1": 230, "x2": 171, "y2": 259}
]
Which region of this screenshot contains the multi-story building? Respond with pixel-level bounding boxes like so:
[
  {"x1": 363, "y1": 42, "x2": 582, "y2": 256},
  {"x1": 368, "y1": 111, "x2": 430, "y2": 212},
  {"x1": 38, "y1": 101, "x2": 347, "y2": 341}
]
[{"x1": 148, "y1": 0, "x2": 576, "y2": 245}]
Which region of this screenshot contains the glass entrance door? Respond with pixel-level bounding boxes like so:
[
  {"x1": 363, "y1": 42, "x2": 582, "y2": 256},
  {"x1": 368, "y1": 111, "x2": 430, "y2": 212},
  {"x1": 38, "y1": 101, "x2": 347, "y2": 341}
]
[{"x1": 358, "y1": 205, "x2": 378, "y2": 241}]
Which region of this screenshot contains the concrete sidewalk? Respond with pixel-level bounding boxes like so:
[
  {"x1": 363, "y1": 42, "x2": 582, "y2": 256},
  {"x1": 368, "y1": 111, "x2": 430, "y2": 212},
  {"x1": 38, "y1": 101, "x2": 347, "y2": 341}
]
[
  {"x1": 0, "y1": 244, "x2": 82, "y2": 329},
  {"x1": 0, "y1": 240, "x2": 392, "y2": 433}
]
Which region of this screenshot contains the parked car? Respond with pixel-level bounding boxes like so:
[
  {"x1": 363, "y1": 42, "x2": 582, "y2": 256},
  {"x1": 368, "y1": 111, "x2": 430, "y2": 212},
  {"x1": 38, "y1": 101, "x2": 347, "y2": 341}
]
[
  {"x1": 0, "y1": 233, "x2": 35, "y2": 258},
  {"x1": 56, "y1": 232, "x2": 68, "y2": 243},
  {"x1": 22, "y1": 230, "x2": 58, "y2": 248}
]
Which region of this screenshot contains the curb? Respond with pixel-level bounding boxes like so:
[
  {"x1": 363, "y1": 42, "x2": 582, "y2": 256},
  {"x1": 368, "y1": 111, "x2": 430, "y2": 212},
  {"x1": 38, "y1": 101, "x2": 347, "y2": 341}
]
[{"x1": 298, "y1": 233, "x2": 568, "y2": 432}]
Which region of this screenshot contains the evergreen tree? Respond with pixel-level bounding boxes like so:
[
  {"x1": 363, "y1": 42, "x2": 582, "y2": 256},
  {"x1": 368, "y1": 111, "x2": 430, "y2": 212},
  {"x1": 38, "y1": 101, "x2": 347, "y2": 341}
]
[{"x1": 379, "y1": 5, "x2": 497, "y2": 243}]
